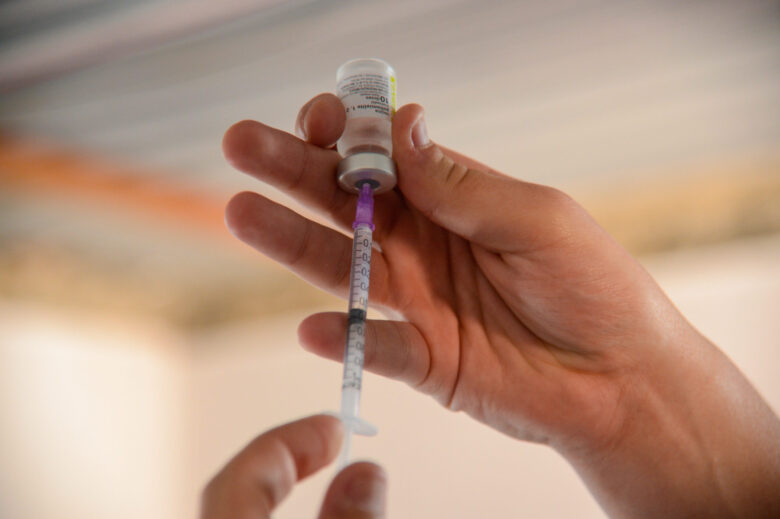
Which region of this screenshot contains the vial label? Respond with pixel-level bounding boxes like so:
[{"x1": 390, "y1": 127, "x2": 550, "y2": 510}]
[{"x1": 338, "y1": 73, "x2": 396, "y2": 120}]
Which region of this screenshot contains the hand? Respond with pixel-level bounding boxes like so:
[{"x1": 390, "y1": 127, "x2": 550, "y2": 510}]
[
  {"x1": 201, "y1": 415, "x2": 386, "y2": 519},
  {"x1": 220, "y1": 94, "x2": 703, "y2": 451},
  {"x1": 222, "y1": 95, "x2": 780, "y2": 518},
  {"x1": 222, "y1": 94, "x2": 655, "y2": 445}
]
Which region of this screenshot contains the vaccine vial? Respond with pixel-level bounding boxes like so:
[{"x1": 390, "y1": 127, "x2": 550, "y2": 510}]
[{"x1": 336, "y1": 58, "x2": 398, "y2": 194}]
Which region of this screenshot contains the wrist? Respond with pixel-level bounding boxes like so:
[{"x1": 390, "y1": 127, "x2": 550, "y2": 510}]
[{"x1": 558, "y1": 324, "x2": 780, "y2": 518}]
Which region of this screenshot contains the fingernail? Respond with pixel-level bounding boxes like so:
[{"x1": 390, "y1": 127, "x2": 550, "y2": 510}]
[
  {"x1": 344, "y1": 470, "x2": 386, "y2": 512},
  {"x1": 411, "y1": 114, "x2": 430, "y2": 149},
  {"x1": 296, "y1": 107, "x2": 310, "y2": 140}
]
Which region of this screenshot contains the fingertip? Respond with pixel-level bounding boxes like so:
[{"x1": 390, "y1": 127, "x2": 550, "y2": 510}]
[
  {"x1": 307, "y1": 413, "x2": 346, "y2": 454},
  {"x1": 339, "y1": 461, "x2": 386, "y2": 488},
  {"x1": 296, "y1": 93, "x2": 346, "y2": 148},
  {"x1": 203, "y1": 413, "x2": 347, "y2": 515},
  {"x1": 297, "y1": 312, "x2": 345, "y2": 360},
  {"x1": 222, "y1": 119, "x2": 264, "y2": 172},
  {"x1": 263, "y1": 414, "x2": 345, "y2": 479},
  {"x1": 339, "y1": 461, "x2": 387, "y2": 493},
  {"x1": 392, "y1": 103, "x2": 426, "y2": 156},
  {"x1": 224, "y1": 190, "x2": 260, "y2": 239},
  {"x1": 319, "y1": 461, "x2": 387, "y2": 518},
  {"x1": 345, "y1": 460, "x2": 386, "y2": 475},
  {"x1": 391, "y1": 104, "x2": 449, "y2": 221},
  {"x1": 312, "y1": 412, "x2": 345, "y2": 432},
  {"x1": 392, "y1": 103, "x2": 441, "y2": 181}
]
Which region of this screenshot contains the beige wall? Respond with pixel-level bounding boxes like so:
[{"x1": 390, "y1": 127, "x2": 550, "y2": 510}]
[{"x1": 0, "y1": 306, "x2": 188, "y2": 519}]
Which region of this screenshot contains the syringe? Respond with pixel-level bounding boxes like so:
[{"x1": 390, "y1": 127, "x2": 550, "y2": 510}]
[
  {"x1": 336, "y1": 182, "x2": 378, "y2": 469},
  {"x1": 332, "y1": 57, "x2": 397, "y2": 469}
]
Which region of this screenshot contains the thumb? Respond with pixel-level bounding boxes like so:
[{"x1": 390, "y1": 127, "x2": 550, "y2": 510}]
[
  {"x1": 317, "y1": 462, "x2": 387, "y2": 519},
  {"x1": 392, "y1": 103, "x2": 573, "y2": 251}
]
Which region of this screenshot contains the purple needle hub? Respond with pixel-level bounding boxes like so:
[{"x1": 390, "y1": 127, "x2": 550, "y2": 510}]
[{"x1": 352, "y1": 183, "x2": 375, "y2": 230}]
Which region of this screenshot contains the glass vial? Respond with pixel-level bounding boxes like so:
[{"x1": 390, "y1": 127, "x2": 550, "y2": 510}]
[{"x1": 336, "y1": 58, "x2": 398, "y2": 194}]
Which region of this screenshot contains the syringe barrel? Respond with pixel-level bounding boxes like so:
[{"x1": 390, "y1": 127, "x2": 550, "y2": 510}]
[
  {"x1": 340, "y1": 386, "x2": 361, "y2": 418},
  {"x1": 336, "y1": 58, "x2": 397, "y2": 194},
  {"x1": 341, "y1": 220, "x2": 372, "y2": 392}
]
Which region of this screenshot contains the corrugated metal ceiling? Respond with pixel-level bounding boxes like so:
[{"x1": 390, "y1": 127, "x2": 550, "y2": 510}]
[
  {"x1": 1, "y1": 0, "x2": 778, "y2": 327},
  {"x1": 2, "y1": 0, "x2": 778, "y2": 195}
]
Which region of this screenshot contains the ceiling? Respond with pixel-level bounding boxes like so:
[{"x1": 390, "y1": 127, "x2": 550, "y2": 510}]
[{"x1": 1, "y1": 0, "x2": 778, "y2": 328}]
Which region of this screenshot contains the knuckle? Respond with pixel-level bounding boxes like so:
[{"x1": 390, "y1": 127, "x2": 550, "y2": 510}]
[
  {"x1": 424, "y1": 155, "x2": 476, "y2": 220},
  {"x1": 438, "y1": 155, "x2": 472, "y2": 190}
]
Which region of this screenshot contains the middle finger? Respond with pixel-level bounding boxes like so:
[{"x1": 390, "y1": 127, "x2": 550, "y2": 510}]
[{"x1": 225, "y1": 191, "x2": 392, "y2": 306}]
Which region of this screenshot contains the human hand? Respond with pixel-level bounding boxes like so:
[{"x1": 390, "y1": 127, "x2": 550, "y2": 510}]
[
  {"x1": 201, "y1": 415, "x2": 386, "y2": 519},
  {"x1": 221, "y1": 93, "x2": 686, "y2": 449},
  {"x1": 222, "y1": 95, "x2": 780, "y2": 518}
]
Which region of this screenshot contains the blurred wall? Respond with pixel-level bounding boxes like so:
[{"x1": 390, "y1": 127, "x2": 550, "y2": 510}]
[{"x1": 0, "y1": 305, "x2": 188, "y2": 519}]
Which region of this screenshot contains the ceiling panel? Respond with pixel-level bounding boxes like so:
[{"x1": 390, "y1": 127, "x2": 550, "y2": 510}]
[
  {"x1": 1, "y1": 0, "x2": 777, "y2": 194},
  {"x1": 1, "y1": 0, "x2": 778, "y2": 327}
]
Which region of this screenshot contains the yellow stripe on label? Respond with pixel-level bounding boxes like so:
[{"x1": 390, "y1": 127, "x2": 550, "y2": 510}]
[{"x1": 390, "y1": 75, "x2": 397, "y2": 115}]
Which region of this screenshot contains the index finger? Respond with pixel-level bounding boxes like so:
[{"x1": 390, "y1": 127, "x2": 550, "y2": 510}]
[
  {"x1": 201, "y1": 414, "x2": 343, "y2": 518},
  {"x1": 223, "y1": 119, "x2": 357, "y2": 229}
]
